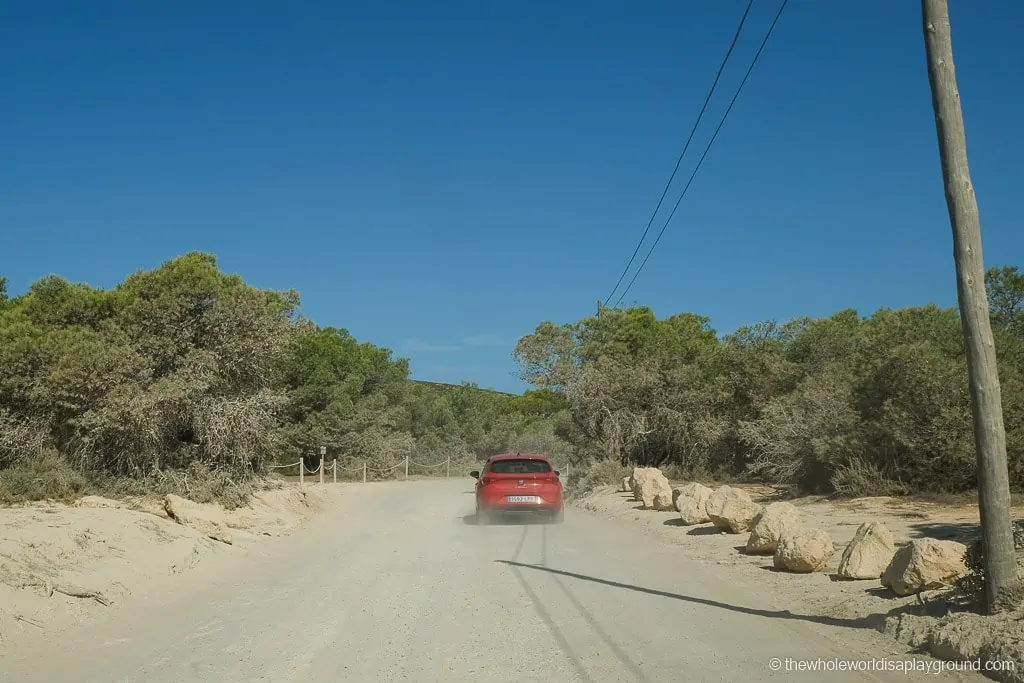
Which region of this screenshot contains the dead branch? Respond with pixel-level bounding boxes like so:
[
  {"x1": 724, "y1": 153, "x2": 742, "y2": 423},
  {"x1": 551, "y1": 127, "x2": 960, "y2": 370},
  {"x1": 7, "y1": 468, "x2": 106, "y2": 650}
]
[
  {"x1": 14, "y1": 613, "x2": 44, "y2": 628},
  {"x1": 50, "y1": 582, "x2": 112, "y2": 606},
  {"x1": 22, "y1": 580, "x2": 113, "y2": 606}
]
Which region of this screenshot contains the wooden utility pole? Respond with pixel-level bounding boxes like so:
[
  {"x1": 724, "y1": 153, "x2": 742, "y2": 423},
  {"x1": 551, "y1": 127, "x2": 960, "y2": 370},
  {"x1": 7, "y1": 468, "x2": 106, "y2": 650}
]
[{"x1": 922, "y1": 0, "x2": 1018, "y2": 614}]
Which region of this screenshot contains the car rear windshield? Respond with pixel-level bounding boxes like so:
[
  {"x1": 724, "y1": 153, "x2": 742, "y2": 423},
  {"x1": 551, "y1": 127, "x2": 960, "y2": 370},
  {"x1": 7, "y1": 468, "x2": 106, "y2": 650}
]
[{"x1": 489, "y1": 459, "x2": 552, "y2": 474}]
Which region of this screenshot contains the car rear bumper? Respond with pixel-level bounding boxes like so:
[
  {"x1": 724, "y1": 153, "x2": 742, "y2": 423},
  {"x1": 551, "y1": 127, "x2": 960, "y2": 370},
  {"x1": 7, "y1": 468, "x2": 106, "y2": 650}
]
[
  {"x1": 478, "y1": 492, "x2": 563, "y2": 511},
  {"x1": 478, "y1": 497, "x2": 563, "y2": 515},
  {"x1": 482, "y1": 504, "x2": 562, "y2": 515}
]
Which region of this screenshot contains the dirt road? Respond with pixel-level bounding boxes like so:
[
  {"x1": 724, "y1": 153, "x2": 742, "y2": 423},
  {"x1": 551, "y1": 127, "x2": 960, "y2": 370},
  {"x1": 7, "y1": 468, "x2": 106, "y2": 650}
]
[{"x1": 2, "y1": 480, "x2": 989, "y2": 682}]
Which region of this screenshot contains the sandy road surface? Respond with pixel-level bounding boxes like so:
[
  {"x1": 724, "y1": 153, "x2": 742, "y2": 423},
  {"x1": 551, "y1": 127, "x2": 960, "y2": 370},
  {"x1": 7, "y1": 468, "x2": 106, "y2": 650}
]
[{"x1": 3, "y1": 480, "x2": 989, "y2": 683}]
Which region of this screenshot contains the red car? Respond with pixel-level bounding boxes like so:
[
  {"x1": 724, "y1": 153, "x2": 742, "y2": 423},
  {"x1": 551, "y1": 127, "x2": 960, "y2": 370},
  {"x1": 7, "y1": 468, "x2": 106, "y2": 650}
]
[{"x1": 471, "y1": 453, "x2": 564, "y2": 524}]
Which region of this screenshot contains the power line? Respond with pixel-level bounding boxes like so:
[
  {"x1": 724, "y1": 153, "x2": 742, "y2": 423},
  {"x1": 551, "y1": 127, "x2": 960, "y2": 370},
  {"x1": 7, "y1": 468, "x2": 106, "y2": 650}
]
[
  {"x1": 613, "y1": 0, "x2": 788, "y2": 309},
  {"x1": 603, "y1": 0, "x2": 755, "y2": 307}
]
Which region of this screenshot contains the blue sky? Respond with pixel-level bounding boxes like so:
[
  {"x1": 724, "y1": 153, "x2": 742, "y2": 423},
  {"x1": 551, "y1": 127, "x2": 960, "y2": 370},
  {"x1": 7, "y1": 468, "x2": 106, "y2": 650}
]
[{"x1": 2, "y1": 1, "x2": 1022, "y2": 394}]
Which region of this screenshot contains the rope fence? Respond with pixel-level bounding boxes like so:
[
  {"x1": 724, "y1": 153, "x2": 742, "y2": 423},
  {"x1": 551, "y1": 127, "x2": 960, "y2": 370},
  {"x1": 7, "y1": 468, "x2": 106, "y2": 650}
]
[{"x1": 268, "y1": 453, "x2": 570, "y2": 487}]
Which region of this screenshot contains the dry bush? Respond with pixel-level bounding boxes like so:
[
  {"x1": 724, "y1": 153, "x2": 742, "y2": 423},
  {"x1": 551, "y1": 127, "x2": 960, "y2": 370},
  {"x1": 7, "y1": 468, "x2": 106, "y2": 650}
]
[
  {"x1": 505, "y1": 424, "x2": 574, "y2": 465},
  {"x1": 70, "y1": 382, "x2": 179, "y2": 475},
  {"x1": 739, "y1": 373, "x2": 859, "y2": 494},
  {"x1": 71, "y1": 379, "x2": 286, "y2": 478},
  {"x1": 567, "y1": 356, "x2": 725, "y2": 472},
  {"x1": 91, "y1": 462, "x2": 255, "y2": 509},
  {"x1": 190, "y1": 390, "x2": 287, "y2": 472},
  {"x1": 659, "y1": 461, "x2": 737, "y2": 485},
  {"x1": 831, "y1": 457, "x2": 910, "y2": 498},
  {"x1": 336, "y1": 426, "x2": 415, "y2": 479},
  {"x1": 0, "y1": 409, "x2": 49, "y2": 468},
  {"x1": 412, "y1": 433, "x2": 475, "y2": 474},
  {"x1": 567, "y1": 458, "x2": 629, "y2": 499}
]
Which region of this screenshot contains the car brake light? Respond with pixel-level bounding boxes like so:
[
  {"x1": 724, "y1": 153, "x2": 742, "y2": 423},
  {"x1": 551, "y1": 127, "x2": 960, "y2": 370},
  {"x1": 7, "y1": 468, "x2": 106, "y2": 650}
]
[{"x1": 481, "y1": 476, "x2": 495, "y2": 486}]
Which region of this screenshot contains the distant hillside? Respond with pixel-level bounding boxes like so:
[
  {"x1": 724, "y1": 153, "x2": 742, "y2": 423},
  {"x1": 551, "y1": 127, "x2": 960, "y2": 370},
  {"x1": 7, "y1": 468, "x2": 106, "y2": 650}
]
[{"x1": 408, "y1": 379, "x2": 519, "y2": 397}]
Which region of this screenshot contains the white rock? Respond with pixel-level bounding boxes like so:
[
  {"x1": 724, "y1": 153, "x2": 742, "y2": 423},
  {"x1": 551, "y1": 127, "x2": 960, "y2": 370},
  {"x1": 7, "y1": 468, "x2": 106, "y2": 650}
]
[
  {"x1": 746, "y1": 502, "x2": 802, "y2": 554},
  {"x1": 634, "y1": 468, "x2": 674, "y2": 511},
  {"x1": 837, "y1": 522, "x2": 896, "y2": 580},
  {"x1": 774, "y1": 529, "x2": 836, "y2": 572},
  {"x1": 881, "y1": 539, "x2": 968, "y2": 596},
  {"x1": 707, "y1": 486, "x2": 762, "y2": 534},
  {"x1": 674, "y1": 483, "x2": 714, "y2": 525}
]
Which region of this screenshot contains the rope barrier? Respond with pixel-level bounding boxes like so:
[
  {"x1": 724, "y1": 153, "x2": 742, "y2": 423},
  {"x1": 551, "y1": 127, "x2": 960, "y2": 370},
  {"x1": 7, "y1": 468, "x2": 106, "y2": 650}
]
[
  {"x1": 408, "y1": 458, "x2": 448, "y2": 469},
  {"x1": 267, "y1": 454, "x2": 568, "y2": 485},
  {"x1": 365, "y1": 462, "x2": 405, "y2": 474}
]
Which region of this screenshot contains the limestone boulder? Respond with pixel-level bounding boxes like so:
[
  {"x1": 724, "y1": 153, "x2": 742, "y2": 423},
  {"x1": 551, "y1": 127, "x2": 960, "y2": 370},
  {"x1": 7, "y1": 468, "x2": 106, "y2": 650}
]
[
  {"x1": 674, "y1": 483, "x2": 714, "y2": 525},
  {"x1": 881, "y1": 539, "x2": 968, "y2": 596},
  {"x1": 746, "y1": 502, "x2": 802, "y2": 554},
  {"x1": 707, "y1": 486, "x2": 762, "y2": 534},
  {"x1": 774, "y1": 529, "x2": 836, "y2": 572},
  {"x1": 634, "y1": 468, "x2": 674, "y2": 511},
  {"x1": 837, "y1": 522, "x2": 896, "y2": 580}
]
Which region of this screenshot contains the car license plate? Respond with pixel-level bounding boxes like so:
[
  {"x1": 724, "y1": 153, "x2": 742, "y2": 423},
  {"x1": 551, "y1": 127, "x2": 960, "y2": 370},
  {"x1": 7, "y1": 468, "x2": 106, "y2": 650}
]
[{"x1": 507, "y1": 495, "x2": 539, "y2": 503}]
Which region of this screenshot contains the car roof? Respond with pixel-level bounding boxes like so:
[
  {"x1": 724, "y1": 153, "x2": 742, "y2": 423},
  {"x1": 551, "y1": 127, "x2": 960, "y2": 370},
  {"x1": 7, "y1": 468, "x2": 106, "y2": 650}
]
[{"x1": 487, "y1": 453, "x2": 550, "y2": 462}]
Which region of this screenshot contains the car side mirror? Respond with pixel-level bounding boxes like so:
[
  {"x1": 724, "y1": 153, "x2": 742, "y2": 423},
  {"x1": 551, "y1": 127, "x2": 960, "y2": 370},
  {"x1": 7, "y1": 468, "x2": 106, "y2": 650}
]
[
  {"x1": 470, "y1": 471, "x2": 480, "y2": 479},
  {"x1": 554, "y1": 471, "x2": 560, "y2": 476}
]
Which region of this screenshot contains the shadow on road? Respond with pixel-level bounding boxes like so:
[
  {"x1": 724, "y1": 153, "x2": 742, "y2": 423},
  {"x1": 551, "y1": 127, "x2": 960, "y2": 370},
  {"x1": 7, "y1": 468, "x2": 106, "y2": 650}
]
[
  {"x1": 907, "y1": 521, "x2": 980, "y2": 543},
  {"x1": 461, "y1": 513, "x2": 554, "y2": 526},
  {"x1": 496, "y1": 560, "x2": 929, "y2": 631}
]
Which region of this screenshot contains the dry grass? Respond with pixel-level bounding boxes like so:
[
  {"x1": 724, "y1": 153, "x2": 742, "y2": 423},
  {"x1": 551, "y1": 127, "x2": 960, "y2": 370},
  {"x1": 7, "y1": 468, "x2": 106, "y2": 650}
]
[
  {"x1": 567, "y1": 459, "x2": 630, "y2": 499},
  {"x1": 0, "y1": 451, "x2": 89, "y2": 505},
  {"x1": 0, "y1": 453, "x2": 255, "y2": 509}
]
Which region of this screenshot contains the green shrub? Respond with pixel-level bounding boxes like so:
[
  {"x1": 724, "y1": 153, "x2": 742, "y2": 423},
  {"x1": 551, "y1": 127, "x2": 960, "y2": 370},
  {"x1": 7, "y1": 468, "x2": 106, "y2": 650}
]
[
  {"x1": 0, "y1": 450, "x2": 88, "y2": 504},
  {"x1": 513, "y1": 276, "x2": 1024, "y2": 497},
  {"x1": 954, "y1": 523, "x2": 1024, "y2": 612}
]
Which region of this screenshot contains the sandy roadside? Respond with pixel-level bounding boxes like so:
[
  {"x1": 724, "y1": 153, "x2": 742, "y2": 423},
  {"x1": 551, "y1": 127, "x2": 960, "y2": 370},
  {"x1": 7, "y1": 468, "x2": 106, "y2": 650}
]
[
  {"x1": 4, "y1": 473, "x2": 1021, "y2": 680},
  {"x1": 0, "y1": 480, "x2": 342, "y2": 651},
  {"x1": 573, "y1": 481, "x2": 1024, "y2": 682}
]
